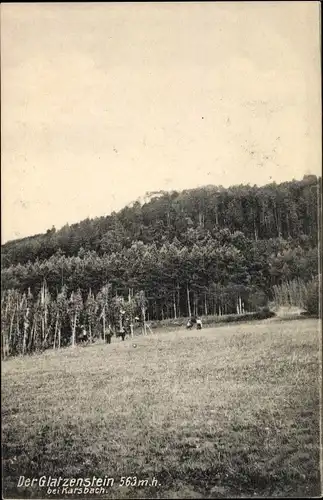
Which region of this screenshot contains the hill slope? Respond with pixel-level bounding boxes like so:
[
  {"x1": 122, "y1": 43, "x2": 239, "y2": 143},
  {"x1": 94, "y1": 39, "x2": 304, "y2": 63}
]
[
  {"x1": 1, "y1": 175, "x2": 320, "y2": 267},
  {"x1": 1, "y1": 176, "x2": 320, "y2": 355}
]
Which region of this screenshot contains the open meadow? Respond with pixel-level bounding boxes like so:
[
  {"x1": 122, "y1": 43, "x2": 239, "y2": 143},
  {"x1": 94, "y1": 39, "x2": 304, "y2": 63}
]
[{"x1": 2, "y1": 318, "x2": 321, "y2": 499}]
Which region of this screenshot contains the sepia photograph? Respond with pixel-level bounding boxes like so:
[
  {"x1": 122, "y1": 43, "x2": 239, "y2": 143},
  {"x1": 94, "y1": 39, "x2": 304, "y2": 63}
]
[{"x1": 1, "y1": 2, "x2": 322, "y2": 499}]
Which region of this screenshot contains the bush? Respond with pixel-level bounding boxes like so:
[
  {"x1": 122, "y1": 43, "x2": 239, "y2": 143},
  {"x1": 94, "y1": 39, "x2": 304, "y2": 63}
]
[
  {"x1": 218, "y1": 310, "x2": 275, "y2": 323},
  {"x1": 304, "y1": 276, "x2": 320, "y2": 317},
  {"x1": 252, "y1": 309, "x2": 276, "y2": 320}
]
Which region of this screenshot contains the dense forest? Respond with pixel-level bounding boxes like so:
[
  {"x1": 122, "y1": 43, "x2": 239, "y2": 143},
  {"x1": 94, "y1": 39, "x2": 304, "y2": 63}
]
[
  {"x1": 2, "y1": 175, "x2": 320, "y2": 267},
  {"x1": 1, "y1": 175, "x2": 321, "y2": 356}
]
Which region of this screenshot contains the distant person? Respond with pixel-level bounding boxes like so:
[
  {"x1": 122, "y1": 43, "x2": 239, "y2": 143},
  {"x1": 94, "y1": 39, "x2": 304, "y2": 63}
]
[
  {"x1": 196, "y1": 317, "x2": 202, "y2": 330},
  {"x1": 119, "y1": 326, "x2": 126, "y2": 341},
  {"x1": 79, "y1": 325, "x2": 88, "y2": 344},
  {"x1": 186, "y1": 318, "x2": 194, "y2": 329},
  {"x1": 106, "y1": 324, "x2": 114, "y2": 345}
]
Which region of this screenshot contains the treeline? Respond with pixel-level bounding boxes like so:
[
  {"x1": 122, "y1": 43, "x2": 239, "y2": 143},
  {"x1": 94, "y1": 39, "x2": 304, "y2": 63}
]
[
  {"x1": 1, "y1": 280, "x2": 268, "y2": 358},
  {"x1": 1, "y1": 234, "x2": 318, "y2": 315},
  {"x1": 3, "y1": 275, "x2": 319, "y2": 359},
  {"x1": 1, "y1": 176, "x2": 320, "y2": 338},
  {"x1": 1, "y1": 175, "x2": 320, "y2": 268},
  {"x1": 1, "y1": 284, "x2": 148, "y2": 358},
  {"x1": 2, "y1": 275, "x2": 319, "y2": 358},
  {"x1": 1, "y1": 176, "x2": 320, "y2": 357}
]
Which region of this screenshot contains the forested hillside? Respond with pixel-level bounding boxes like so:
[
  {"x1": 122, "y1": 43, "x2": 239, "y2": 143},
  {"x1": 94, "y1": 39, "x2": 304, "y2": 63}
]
[
  {"x1": 2, "y1": 174, "x2": 320, "y2": 260},
  {"x1": 2, "y1": 175, "x2": 320, "y2": 290},
  {"x1": 1, "y1": 175, "x2": 321, "y2": 355},
  {"x1": 1, "y1": 176, "x2": 321, "y2": 357}
]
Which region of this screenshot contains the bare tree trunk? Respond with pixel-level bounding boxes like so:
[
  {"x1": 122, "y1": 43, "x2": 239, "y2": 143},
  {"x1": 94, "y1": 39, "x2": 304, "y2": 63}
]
[
  {"x1": 44, "y1": 283, "x2": 48, "y2": 344},
  {"x1": 199, "y1": 211, "x2": 204, "y2": 227},
  {"x1": 43, "y1": 321, "x2": 51, "y2": 346},
  {"x1": 253, "y1": 210, "x2": 258, "y2": 241},
  {"x1": 58, "y1": 323, "x2": 61, "y2": 349},
  {"x1": 204, "y1": 293, "x2": 208, "y2": 316},
  {"x1": 9, "y1": 311, "x2": 15, "y2": 345},
  {"x1": 16, "y1": 302, "x2": 20, "y2": 349},
  {"x1": 142, "y1": 306, "x2": 147, "y2": 335},
  {"x1": 129, "y1": 290, "x2": 134, "y2": 338},
  {"x1": 33, "y1": 322, "x2": 38, "y2": 350},
  {"x1": 41, "y1": 312, "x2": 45, "y2": 342},
  {"x1": 53, "y1": 315, "x2": 58, "y2": 349},
  {"x1": 44, "y1": 306, "x2": 48, "y2": 343},
  {"x1": 72, "y1": 314, "x2": 77, "y2": 347},
  {"x1": 273, "y1": 201, "x2": 282, "y2": 238},
  {"x1": 22, "y1": 308, "x2": 29, "y2": 355},
  {"x1": 2, "y1": 335, "x2": 5, "y2": 359},
  {"x1": 41, "y1": 282, "x2": 45, "y2": 343},
  {"x1": 193, "y1": 293, "x2": 196, "y2": 316},
  {"x1": 2, "y1": 331, "x2": 9, "y2": 359},
  {"x1": 173, "y1": 292, "x2": 177, "y2": 319},
  {"x1": 176, "y1": 286, "x2": 180, "y2": 317},
  {"x1": 239, "y1": 296, "x2": 242, "y2": 315},
  {"x1": 103, "y1": 309, "x2": 106, "y2": 342},
  {"x1": 28, "y1": 318, "x2": 35, "y2": 351},
  {"x1": 186, "y1": 285, "x2": 191, "y2": 317},
  {"x1": 215, "y1": 207, "x2": 219, "y2": 226}
]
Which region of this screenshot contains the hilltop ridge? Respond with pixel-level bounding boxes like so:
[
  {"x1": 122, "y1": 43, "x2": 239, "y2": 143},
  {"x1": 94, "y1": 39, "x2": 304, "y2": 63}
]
[{"x1": 1, "y1": 175, "x2": 320, "y2": 270}]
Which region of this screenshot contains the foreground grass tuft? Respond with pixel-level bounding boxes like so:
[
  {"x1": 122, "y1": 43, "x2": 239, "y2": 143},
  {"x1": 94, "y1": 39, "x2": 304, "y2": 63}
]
[{"x1": 2, "y1": 319, "x2": 321, "y2": 498}]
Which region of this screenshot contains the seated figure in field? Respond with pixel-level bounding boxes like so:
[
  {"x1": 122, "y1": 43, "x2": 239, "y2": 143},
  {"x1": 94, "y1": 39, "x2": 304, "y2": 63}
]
[
  {"x1": 78, "y1": 325, "x2": 89, "y2": 344},
  {"x1": 186, "y1": 316, "x2": 196, "y2": 329}
]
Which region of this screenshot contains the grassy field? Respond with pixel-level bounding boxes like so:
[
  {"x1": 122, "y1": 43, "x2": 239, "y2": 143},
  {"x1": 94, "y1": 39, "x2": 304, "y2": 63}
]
[{"x1": 2, "y1": 318, "x2": 321, "y2": 499}]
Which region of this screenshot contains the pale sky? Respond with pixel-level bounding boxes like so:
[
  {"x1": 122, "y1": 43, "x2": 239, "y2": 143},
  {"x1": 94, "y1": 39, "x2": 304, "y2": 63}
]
[{"x1": 1, "y1": 2, "x2": 321, "y2": 243}]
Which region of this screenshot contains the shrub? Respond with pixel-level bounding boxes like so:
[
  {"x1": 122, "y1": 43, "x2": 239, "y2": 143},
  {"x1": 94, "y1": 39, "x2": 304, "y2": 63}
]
[
  {"x1": 252, "y1": 310, "x2": 276, "y2": 320},
  {"x1": 304, "y1": 276, "x2": 320, "y2": 317}
]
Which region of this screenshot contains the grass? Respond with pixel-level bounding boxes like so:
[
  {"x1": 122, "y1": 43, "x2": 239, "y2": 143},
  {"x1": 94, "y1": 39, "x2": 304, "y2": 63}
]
[{"x1": 2, "y1": 318, "x2": 321, "y2": 499}]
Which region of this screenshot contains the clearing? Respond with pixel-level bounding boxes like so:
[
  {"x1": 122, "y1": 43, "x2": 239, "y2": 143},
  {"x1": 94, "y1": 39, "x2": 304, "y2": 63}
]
[{"x1": 2, "y1": 318, "x2": 321, "y2": 498}]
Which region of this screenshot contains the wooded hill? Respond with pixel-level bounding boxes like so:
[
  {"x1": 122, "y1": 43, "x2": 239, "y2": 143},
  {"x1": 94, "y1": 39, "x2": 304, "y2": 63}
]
[
  {"x1": 1, "y1": 175, "x2": 320, "y2": 317},
  {"x1": 1, "y1": 175, "x2": 320, "y2": 356}
]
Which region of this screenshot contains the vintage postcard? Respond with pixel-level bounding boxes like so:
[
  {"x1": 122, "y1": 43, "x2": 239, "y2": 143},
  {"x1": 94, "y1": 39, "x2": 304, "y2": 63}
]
[{"x1": 1, "y1": 2, "x2": 322, "y2": 499}]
